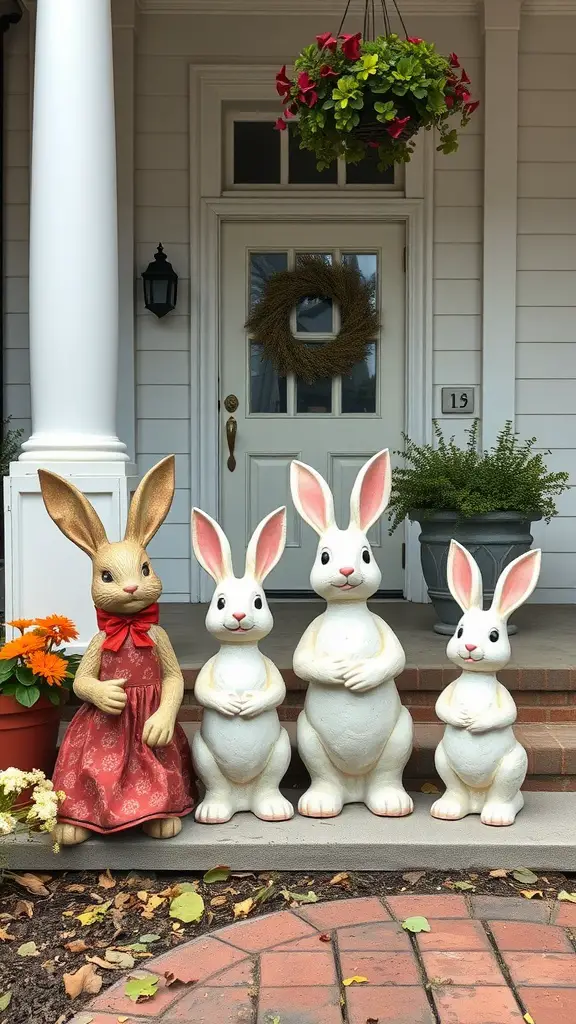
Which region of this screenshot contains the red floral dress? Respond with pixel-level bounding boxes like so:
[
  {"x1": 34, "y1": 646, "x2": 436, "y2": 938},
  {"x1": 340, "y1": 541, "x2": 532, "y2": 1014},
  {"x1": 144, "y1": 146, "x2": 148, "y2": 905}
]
[{"x1": 53, "y1": 612, "x2": 195, "y2": 834}]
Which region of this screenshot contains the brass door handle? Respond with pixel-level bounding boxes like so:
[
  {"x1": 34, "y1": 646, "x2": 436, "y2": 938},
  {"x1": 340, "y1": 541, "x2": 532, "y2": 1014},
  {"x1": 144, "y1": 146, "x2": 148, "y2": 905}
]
[{"x1": 226, "y1": 416, "x2": 237, "y2": 472}]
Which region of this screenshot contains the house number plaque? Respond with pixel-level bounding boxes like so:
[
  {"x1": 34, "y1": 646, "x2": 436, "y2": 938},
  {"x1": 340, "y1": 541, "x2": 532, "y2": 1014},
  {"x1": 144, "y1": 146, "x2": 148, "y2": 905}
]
[{"x1": 441, "y1": 387, "x2": 475, "y2": 414}]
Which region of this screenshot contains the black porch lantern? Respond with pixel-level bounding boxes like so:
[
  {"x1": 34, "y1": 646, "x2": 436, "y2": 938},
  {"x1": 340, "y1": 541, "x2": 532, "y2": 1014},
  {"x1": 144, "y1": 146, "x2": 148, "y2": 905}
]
[{"x1": 142, "y1": 243, "x2": 178, "y2": 318}]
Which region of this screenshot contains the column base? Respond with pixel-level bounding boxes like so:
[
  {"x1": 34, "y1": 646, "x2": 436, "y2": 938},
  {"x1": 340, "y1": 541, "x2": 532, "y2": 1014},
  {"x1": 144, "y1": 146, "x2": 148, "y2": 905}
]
[
  {"x1": 4, "y1": 460, "x2": 137, "y2": 654},
  {"x1": 20, "y1": 433, "x2": 129, "y2": 462}
]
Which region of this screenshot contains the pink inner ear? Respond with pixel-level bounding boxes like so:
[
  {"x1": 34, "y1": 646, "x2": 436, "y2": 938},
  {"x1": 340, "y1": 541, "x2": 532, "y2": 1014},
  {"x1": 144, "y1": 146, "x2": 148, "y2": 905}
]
[
  {"x1": 297, "y1": 467, "x2": 328, "y2": 531},
  {"x1": 194, "y1": 514, "x2": 224, "y2": 578},
  {"x1": 255, "y1": 511, "x2": 285, "y2": 579},
  {"x1": 358, "y1": 453, "x2": 388, "y2": 530},
  {"x1": 499, "y1": 554, "x2": 536, "y2": 615},
  {"x1": 451, "y1": 544, "x2": 474, "y2": 606}
]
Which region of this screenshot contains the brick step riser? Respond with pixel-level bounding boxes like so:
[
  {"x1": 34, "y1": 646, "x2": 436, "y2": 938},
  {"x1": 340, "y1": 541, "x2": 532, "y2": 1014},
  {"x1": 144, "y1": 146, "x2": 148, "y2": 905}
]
[{"x1": 181, "y1": 666, "x2": 576, "y2": 693}]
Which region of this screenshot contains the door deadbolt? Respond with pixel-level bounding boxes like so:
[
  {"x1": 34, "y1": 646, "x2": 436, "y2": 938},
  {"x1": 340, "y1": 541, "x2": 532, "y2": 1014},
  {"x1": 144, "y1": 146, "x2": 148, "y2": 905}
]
[{"x1": 224, "y1": 394, "x2": 239, "y2": 413}]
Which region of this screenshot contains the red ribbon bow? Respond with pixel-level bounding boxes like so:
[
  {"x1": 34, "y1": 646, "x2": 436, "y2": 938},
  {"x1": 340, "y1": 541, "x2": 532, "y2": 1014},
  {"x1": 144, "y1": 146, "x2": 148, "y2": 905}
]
[{"x1": 96, "y1": 604, "x2": 159, "y2": 652}]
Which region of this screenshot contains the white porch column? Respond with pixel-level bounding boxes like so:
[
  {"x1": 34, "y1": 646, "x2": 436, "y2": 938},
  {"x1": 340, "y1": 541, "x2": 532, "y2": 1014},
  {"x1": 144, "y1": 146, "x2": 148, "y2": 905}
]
[
  {"x1": 4, "y1": 0, "x2": 136, "y2": 651},
  {"x1": 481, "y1": 0, "x2": 522, "y2": 447}
]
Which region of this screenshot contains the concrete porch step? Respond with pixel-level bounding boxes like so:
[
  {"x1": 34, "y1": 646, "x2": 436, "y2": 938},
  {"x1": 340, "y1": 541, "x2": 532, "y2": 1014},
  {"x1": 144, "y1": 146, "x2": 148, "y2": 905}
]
[{"x1": 6, "y1": 792, "x2": 576, "y2": 872}]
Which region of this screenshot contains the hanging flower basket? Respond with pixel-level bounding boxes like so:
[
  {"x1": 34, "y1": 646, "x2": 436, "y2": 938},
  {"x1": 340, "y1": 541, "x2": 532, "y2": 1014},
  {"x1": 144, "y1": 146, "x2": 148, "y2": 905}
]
[{"x1": 275, "y1": 32, "x2": 479, "y2": 170}]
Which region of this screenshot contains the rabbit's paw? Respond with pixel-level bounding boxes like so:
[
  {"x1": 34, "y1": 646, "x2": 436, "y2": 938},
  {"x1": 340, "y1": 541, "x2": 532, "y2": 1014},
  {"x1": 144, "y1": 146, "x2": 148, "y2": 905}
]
[
  {"x1": 430, "y1": 794, "x2": 469, "y2": 820},
  {"x1": 298, "y1": 785, "x2": 343, "y2": 818},
  {"x1": 481, "y1": 796, "x2": 523, "y2": 827},
  {"x1": 195, "y1": 798, "x2": 234, "y2": 824},
  {"x1": 53, "y1": 823, "x2": 91, "y2": 846},
  {"x1": 366, "y1": 786, "x2": 413, "y2": 817},
  {"x1": 142, "y1": 816, "x2": 182, "y2": 839},
  {"x1": 253, "y1": 791, "x2": 294, "y2": 821}
]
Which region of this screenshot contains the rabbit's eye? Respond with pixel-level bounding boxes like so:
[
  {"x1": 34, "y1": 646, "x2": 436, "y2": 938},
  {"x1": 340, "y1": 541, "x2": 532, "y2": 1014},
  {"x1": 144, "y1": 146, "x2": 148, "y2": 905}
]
[
  {"x1": 457, "y1": 626, "x2": 463, "y2": 638},
  {"x1": 254, "y1": 596, "x2": 263, "y2": 610},
  {"x1": 142, "y1": 562, "x2": 150, "y2": 577},
  {"x1": 101, "y1": 570, "x2": 113, "y2": 583},
  {"x1": 217, "y1": 596, "x2": 226, "y2": 610},
  {"x1": 489, "y1": 629, "x2": 499, "y2": 643},
  {"x1": 362, "y1": 549, "x2": 371, "y2": 564},
  {"x1": 321, "y1": 551, "x2": 330, "y2": 565}
]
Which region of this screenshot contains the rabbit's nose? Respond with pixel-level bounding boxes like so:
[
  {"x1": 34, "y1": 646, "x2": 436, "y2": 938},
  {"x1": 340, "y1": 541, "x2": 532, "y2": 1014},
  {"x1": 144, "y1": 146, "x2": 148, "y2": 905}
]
[
  {"x1": 465, "y1": 643, "x2": 477, "y2": 652},
  {"x1": 123, "y1": 585, "x2": 138, "y2": 594},
  {"x1": 233, "y1": 612, "x2": 246, "y2": 622},
  {"x1": 340, "y1": 566, "x2": 355, "y2": 577}
]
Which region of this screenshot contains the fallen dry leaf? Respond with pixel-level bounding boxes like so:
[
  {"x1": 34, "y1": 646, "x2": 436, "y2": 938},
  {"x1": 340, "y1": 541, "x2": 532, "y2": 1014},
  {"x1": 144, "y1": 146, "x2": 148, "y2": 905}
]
[
  {"x1": 11, "y1": 873, "x2": 50, "y2": 897},
  {"x1": 489, "y1": 869, "x2": 508, "y2": 878},
  {"x1": 558, "y1": 891, "x2": 576, "y2": 903},
  {"x1": 420, "y1": 782, "x2": 440, "y2": 794},
  {"x1": 63, "y1": 963, "x2": 103, "y2": 999},
  {"x1": 77, "y1": 901, "x2": 112, "y2": 927},
  {"x1": 124, "y1": 974, "x2": 159, "y2": 1003},
  {"x1": 14, "y1": 899, "x2": 34, "y2": 919},
  {"x1": 64, "y1": 939, "x2": 89, "y2": 954},
  {"x1": 98, "y1": 869, "x2": 116, "y2": 890},
  {"x1": 0, "y1": 927, "x2": 15, "y2": 942},
  {"x1": 233, "y1": 897, "x2": 254, "y2": 920},
  {"x1": 114, "y1": 893, "x2": 133, "y2": 911},
  {"x1": 141, "y1": 894, "x2": 165, "y2": 919},
  {"x1": 319, "y1": 933, "x2": 331, "y2": 942},
  {"x1": 329, "y1": 872, "x2": 350, "y2": 886},
  {"x1": 520, "y1": 890, "x2": 544, "y2": 900},
  {"x1": 513, "y1": 868, "x2": 538, "y2": 886},
  {"x1": 210, "y1": 896, "x2": 227, "y2": 908},
  {"x1": 65, "y1": 884, "x2": 86, "y2": 894},
  {"x1": 86, "y1": 956, "x2": 117, "y2": 972},
  {"x1": 524, "y1": 1014, "x2": 535, "y2": 1024},
  {"x1": 105, "y1": 948, "x2": 136, "y2": 970},
  {"x1": 402, "y1": 871, "x2": 426, "y2": 885},
  {"x1": 17, "y1": 941, "x2": 39, "y2": 957},
  {"x1": 342, "y1": 975, "x2": 368, "y2": 986}
]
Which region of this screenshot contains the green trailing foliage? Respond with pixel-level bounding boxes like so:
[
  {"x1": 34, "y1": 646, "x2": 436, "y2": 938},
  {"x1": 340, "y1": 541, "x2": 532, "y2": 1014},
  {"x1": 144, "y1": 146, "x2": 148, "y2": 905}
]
[
  {"x1": 387, "y1": 420, "x2": 569, "y2": 533},
  {"x1": 0, "y1": 418, "x2": 23, "y2": 475}
]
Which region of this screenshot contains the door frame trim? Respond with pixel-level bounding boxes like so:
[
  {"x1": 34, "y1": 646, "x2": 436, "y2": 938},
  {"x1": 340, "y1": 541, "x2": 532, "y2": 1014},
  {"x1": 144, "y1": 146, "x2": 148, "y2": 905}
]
[{"x1": 189, "y1": 64, "x2": 434, "y2": 603}]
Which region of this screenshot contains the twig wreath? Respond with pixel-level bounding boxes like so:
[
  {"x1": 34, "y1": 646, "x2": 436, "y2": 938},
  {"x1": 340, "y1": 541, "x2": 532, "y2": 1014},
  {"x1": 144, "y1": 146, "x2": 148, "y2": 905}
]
[{"x1": 245, "y1": 256, "x2": 379, "y2": 384}]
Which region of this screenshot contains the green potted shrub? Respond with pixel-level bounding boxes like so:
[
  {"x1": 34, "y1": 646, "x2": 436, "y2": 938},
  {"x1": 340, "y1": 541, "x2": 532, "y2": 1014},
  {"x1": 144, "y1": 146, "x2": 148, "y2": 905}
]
[
  {"x1": 275, "y1": 32, "x2": 478, "y2": 170},
  {"x1": 388, "y1": 421, "x2": 569, "y2": 634}
]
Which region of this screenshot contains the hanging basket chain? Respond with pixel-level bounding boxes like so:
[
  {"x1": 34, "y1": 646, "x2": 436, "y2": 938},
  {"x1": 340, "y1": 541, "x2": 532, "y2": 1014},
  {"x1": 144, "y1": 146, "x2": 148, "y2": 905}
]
[{"x1": 339, "y1": 0, "x2": 406, "y2": 41}]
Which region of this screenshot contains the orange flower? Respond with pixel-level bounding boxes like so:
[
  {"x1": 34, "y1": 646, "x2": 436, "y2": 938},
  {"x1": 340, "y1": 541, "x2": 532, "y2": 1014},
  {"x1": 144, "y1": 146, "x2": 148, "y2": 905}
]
[
  {"x1": 34, "y1": 614, "x2": 79, "y2": 644},
  {"x1": 7, "y1": 618, "x2": 35, "y2": 633},
  {"x1": 0, "y1": 632, "x2": 45, "y2": 660},
  {"x1": 27, "y1": 650, "x2": 67, "y2": 686}
]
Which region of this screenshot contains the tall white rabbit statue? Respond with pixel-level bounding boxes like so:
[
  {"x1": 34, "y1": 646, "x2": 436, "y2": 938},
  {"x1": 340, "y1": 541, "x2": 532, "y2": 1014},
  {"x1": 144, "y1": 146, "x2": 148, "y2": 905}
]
[
  {"x1": 190, "y1": 506, "x2": 294, "y2": 824},
  {"x1": 291, "y1": 450, "x2": 414, "y2": 818},
  {"x1": 431, "y1": 539, "x2": 541, "y2": 826}
]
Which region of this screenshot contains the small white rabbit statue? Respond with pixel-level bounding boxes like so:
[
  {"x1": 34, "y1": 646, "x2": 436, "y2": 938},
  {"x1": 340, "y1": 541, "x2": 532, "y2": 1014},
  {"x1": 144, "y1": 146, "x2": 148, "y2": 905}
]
[
  {"x1": 431, "y1": 539, "x2": 541, "y2": 827},
  {"x1": 290, "y1": 450, "x2": 414, "y2": 818},
  {"x1": 190, "y1": 505, "x2": 294, "y2": 824}
]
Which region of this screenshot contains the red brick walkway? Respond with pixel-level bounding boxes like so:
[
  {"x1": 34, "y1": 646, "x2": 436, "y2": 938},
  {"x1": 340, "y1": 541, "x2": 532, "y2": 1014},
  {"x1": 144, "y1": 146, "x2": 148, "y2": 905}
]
[{"x1": 74, "y1": 895, "x2": 576, "y2": 1024}]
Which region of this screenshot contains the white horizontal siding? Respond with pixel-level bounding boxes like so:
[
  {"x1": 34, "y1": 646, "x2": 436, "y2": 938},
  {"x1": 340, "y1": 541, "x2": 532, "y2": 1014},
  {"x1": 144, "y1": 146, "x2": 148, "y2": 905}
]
[{"x1": 517, "y1": 15, "x2": 576, "y2": 603}]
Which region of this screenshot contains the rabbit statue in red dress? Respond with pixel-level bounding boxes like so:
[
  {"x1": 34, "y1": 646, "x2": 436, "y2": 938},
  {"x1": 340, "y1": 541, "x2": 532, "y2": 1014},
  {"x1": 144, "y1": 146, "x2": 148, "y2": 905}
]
[{"x1": 38, "y1": 456, "x2": 196, "y2": 846}]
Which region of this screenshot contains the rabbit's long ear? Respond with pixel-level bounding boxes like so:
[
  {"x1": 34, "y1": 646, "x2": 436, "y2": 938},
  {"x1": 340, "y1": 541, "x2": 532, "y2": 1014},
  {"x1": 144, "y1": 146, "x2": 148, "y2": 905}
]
[
  {"x1": 491, "y1": 548, "x2": 541, "y2": 622},
  {"x1": 290, "y1": 460, "x2": 334, "y2": 536},
  {"x1": 38, "y1": 470, "x2": 108, "y2": 557},
  {"x1": 191, "y1": 507, "x2": 233, "y2": 583},
  {"x1": 447, "y1": 539, "x2": 483, "y2": 612},
  {"x1": 245, "y1": 507, "x2": 286, "y2": 583},
  {"x1": 349, "y1": 449, "x2": 391, "y2": 533},
  {"x1": 125, "y1": 455, "x2": 175, "y2": 548}
]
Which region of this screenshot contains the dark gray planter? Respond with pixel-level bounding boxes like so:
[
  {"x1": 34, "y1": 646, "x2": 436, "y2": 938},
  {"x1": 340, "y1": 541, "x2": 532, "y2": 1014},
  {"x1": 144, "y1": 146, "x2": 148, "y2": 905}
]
[{"x1": 413, "y1": 511, "x2": 540, "y2": 635}]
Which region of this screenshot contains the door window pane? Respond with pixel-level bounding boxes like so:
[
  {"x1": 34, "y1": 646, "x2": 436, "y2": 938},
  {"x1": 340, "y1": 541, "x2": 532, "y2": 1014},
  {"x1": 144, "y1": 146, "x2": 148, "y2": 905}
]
[
  {"x1": 250, "y1": 343, "x2": 287, "y2": 413},
  {"x1": 342, "y1": 252, "x2": 378, "y2": 309},
  {"x1": 346, "y1": 149, "x2": 395, "y2": 184},
  {"x1": 234, "y1": 122, "x2": 280, "y2": 184},
  {"x1": 342, "y1": 342, "x2": 377, "y2": 413},
  {"x1": 249, "y1": 252, "x2": 288, "y2": 309},
  {"x1": 295, "y1": 253, "x2": 333, "y2": 333},
  {"x1": 289, "y1": 126, "x2": 338, "y2": 184},
  {"x1": 296, "y1": 345, "x2": 332, "y2": 413}
]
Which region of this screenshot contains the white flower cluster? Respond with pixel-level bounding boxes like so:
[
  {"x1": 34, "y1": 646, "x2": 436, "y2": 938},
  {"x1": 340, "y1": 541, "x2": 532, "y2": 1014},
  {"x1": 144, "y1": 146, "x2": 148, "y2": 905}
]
[
  {"x1": 26, "y1": 779, "x2": 64, "y2": 833},
  {"x1": 0, "y1": 766, "x2": 45, "y2": 796},
  {"x1": 0, "y1": 812, "x2": 17, "y2": 835}
]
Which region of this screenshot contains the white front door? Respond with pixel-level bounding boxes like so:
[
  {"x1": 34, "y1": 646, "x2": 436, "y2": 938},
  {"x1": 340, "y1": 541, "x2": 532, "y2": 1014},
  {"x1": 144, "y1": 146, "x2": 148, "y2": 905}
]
[{"x1": 220, "y1": 220, "x2": 406, "y2": 593}]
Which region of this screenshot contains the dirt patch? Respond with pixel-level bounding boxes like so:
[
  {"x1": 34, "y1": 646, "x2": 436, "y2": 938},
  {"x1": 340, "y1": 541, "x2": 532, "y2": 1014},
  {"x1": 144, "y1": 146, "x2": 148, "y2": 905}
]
[{"x1": 0, "y1": 865, "x2": 573, "y2": 1024}]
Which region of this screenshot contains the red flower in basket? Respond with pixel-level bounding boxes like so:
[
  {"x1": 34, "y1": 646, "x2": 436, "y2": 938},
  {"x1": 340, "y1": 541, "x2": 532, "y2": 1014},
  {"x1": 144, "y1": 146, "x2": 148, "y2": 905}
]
[
  {"x1": 297, "y1": 71, "x2": 318, "y2": 108},
  {"x1": 320, "y1": 64, "x2": 339, "y2": 78},
  {"x1": 449, "y1": 52, "x2": 460, "y2": 67},
  {"x1": 317, "y1": 32, "x2": 338, "y2": 51},
  {"x1": 460, "y1": 68, "x2": 471, "y2": 85},
  {"x1": 387, "y1": 115, "x2": 411, "y2": 139},
  {"x1": 464, "y1": 100, "x2": 480, "y2": 116},
  {"x1": 407, "y1": 36, "x2": 423, "y2": 44},
  {"x1": 275, "y1": 117, "x2": 287, "y2": 131},
  {"x1": 275, "y1": 65, "x2": 292, "y2": 99},
  {"x1": 340, "y1": 32, "x2": 362, "y2": 61}
]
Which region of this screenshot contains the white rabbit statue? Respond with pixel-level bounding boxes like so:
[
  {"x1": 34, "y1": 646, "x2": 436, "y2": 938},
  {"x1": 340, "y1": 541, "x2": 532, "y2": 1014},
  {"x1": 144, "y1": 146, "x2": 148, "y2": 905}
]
[
  {"x1": 431, "y1": 539, "x2": 541, "y2": 827},
  {"x1": 190, "y1": 505, "x2": 294, "y2": 824},
  {"x1": 290, "y1": 450, "x2": 414, "y2": 818}
]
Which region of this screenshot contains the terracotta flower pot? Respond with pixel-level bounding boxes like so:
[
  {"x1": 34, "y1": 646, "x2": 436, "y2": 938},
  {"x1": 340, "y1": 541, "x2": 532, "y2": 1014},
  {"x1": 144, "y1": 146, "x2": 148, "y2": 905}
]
[{"x1": 0, "y1": 694, "x2": 60, "y2": 776}]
